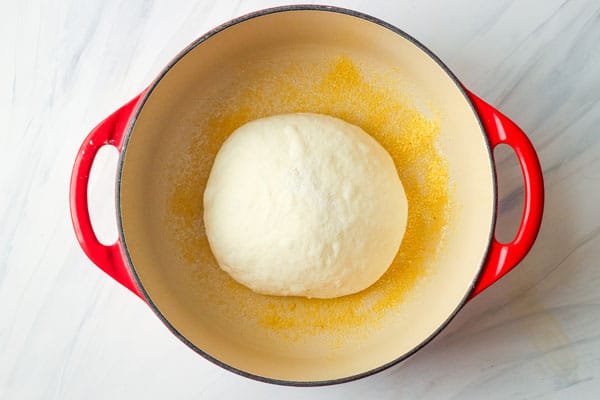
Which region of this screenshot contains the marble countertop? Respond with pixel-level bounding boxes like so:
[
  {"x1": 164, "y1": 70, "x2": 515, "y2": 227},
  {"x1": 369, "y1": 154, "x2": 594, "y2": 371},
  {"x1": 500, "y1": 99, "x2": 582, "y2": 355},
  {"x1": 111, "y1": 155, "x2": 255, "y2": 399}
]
[{"x1": 2, "y1": 0, "x2": 599, "y2": 398}]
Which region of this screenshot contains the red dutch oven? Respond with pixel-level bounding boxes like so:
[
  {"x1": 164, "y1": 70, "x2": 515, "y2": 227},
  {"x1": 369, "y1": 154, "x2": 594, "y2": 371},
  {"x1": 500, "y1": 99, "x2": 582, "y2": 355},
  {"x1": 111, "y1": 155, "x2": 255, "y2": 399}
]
[{"x1": 70, "y1": 6, "x2": 543, "y2": 386}]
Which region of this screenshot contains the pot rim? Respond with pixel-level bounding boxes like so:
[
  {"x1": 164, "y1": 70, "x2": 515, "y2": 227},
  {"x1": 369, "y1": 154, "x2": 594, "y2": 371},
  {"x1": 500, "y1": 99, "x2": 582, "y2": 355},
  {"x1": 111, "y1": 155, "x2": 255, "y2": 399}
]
[{"x1": 115, "y1": 4, "x2": 496, "y2": 387}]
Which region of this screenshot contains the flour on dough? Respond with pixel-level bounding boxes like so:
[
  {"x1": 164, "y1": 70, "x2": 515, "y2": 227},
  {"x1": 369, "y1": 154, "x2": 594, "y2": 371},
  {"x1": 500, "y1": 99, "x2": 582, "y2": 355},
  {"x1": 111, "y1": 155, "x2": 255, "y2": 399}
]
[{"x1": 203, "y1": 113, "x2": 408, "y2": 298}]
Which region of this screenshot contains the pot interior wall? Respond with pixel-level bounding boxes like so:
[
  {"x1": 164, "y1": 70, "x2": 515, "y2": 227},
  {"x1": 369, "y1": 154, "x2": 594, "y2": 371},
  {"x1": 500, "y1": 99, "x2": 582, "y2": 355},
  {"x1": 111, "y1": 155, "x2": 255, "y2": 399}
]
[{"x1": 119, "y1": 9, "x2": 495, "y2": 382}]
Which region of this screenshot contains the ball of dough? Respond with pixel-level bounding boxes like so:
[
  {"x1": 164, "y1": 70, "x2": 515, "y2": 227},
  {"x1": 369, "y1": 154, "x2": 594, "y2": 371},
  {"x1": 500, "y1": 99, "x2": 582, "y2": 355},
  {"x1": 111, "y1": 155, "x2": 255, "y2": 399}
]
[{"x1": 203, "y1": 113, "x2": 408, "y2": 298}]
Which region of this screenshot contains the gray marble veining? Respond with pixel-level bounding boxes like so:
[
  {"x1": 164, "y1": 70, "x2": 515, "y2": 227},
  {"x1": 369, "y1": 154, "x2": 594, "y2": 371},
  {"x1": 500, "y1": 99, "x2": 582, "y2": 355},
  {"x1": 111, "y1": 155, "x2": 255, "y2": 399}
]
[{"x1": 1, "y1": 0, "x2": 599, "y2": 398}]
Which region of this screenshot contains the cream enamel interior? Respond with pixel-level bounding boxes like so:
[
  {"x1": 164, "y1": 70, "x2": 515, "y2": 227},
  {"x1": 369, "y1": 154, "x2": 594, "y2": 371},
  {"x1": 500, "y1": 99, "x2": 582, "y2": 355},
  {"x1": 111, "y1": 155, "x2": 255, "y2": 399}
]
[{"x1": 119, "y1": 9, "x2": 495, "y2": 382}]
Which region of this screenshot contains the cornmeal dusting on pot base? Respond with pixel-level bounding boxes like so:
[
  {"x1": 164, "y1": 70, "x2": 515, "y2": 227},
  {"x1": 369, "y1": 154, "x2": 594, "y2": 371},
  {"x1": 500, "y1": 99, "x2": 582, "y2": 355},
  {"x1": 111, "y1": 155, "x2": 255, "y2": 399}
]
[{"x1": 167, "y1": 55, "x2": 449, "y2": 344}]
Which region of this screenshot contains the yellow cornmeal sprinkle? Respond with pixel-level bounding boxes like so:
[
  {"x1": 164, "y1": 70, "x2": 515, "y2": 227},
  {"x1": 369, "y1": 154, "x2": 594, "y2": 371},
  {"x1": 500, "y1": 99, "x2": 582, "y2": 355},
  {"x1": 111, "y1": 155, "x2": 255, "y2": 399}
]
[{"x1": 167, "y1": 55, "x2": 449, "y2": 339}]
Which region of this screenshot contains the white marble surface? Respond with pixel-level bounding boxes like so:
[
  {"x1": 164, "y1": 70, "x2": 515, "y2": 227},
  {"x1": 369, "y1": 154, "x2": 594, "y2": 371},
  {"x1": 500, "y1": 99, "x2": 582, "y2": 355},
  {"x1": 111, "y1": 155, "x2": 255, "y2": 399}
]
[{"x1": 2, "y1": 0, "x2": 600, "y2": 398}]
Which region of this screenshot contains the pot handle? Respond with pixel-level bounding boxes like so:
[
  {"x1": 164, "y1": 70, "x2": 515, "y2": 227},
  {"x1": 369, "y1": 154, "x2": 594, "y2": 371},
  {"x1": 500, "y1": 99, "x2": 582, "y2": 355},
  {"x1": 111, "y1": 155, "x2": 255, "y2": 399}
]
[
  {"x1": 69, "y1": 94, "x2": 145, "y2": 298},
  {"x1": 466, "y1": 90, "x2": 544, "y2": 298}
]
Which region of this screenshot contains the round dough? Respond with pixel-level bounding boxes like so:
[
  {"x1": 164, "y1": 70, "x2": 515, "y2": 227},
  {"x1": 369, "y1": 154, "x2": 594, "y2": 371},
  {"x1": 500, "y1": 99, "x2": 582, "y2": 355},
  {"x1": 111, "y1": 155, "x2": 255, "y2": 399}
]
[{"x1": 203, "y1": 113, "x2": 408, "y2": 298}]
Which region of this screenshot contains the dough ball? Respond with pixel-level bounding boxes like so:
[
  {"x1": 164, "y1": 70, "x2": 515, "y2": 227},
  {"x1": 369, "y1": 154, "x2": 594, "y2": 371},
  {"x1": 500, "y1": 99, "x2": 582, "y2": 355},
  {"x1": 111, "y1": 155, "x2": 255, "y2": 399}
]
[{"x1": 203, "y1": 113, "x2": 408, "y2": 298}]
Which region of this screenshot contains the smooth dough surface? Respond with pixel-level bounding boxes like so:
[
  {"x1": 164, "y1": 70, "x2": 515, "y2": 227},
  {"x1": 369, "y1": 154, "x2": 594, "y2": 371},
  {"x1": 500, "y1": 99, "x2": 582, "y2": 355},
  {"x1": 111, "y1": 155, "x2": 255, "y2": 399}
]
[{"x1": 203, "y1": 113, "x2": 408, "y2": 298}]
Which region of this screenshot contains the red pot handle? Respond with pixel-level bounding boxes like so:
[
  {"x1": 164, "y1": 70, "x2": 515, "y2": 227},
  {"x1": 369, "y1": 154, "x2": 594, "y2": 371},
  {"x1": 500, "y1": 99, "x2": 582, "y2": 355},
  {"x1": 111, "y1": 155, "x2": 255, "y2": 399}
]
[
  {"x1": 466, "y1": 90, "x2": 544, "y2": 298},
  {"x1": 69, "y1": 93, "x2": 146, "y2": 299}
]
